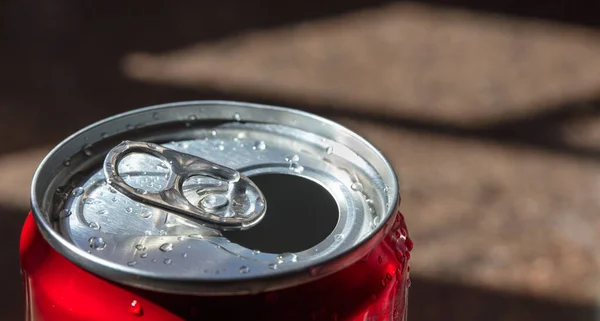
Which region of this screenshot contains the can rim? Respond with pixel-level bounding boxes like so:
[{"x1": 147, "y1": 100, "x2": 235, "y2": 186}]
[{"x1": 30, "y1": 100, "x2": 400, "y2": 295}]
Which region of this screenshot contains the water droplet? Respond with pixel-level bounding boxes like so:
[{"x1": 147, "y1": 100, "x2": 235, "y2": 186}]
[
  {"x1": 351, "y1": 182, "x2": 363, "y2": 192},
  {"x1": 407, "y1": 278, "x2": 412, "y2": 288},
  {"x1": 108, "y1": 187, "x2": 117, "y2": 193},
  {"x1": 380, "y1": 276, "x2": 387, "y2": 287},
  {"x1": 152, "y1": 112, "x2": 159, "y2": 120},
  {"x1": 177, "y1": 236, "x2": 185, "y2": 241},
  {"x1": 189, "y1": 234, "x2": 203, "y2": 239},
  {"x1": 101, "y1": 132, "x2": 108, "y2": 138},
  {"x1": 189, "y1": 115, "x2": 197, "y2": 121},
  {"x1": 268, "y1": 263, "x2": 278, "y2": 270},
  {"x1": 182, "y1": 252, "x2": 188, "y2": 258},
  {"x1": 253, "y1": 141, "x2": 266, "y2": 151},
  {"x1": 406, "y1": 237, "x2": 414, "y2": 251},
  {"x1": 63, "y1": 159, "x2": 71, "y2": 167},
  {"x1": 127, "y1": 260, "x2": 137, "y2": 266},
  {"x1": 97, "y1": 209, "x2": 108, "y2": 215},
  {"x1": 89, "y1": 237, "x2": 106, "y2": 250},
  {"x1": 88, "y1": 222, "x2": 100, "y2": 230},
  {"x1": 396, "y1": 268, "x2": 403, "y2": 280},
  {"x1": 372, "y1": 215, "x2": 380, "y2": 225},
  {"x1": 140, "y1": 211, "x2": 152, "y2": 219},
  {"x1": 83, "y1": 198, "x2": 98, "y2": 205},
  {"x1": 395, "y1": 250, "x2": 404, "y2": 262},
  {"x1": 135, "y1": 188, "x2": 148, "y2": 195},
  {"x1": 144, "y1": 230, "x2": 152, "y2": 236},
  {"x1": 276, "y1": 253, "x2": 297, "y2": 264},
  {"x1": 285, "y1": 154, "x2": 300, "y2": 162},
  {"x1": 164, "y1": 258, "x2": 172, "y2": 265},
  {"x1": 71, "y1": 187, "x2": 84, "y2": 197},
  {"x1": 159, "y1": 243, "x2": 174, "y2": 252},
  {"x1": 59, "y1": 209, "x2": 72, "y2": 218},
  {"x1": 252, "y1": 249, "x2": 261, "y2": 255},
  {"x1": 83, "y1": 145, "x2": 93, "y2": 156},
  {"x1": 111, "y1": 197, "x2": 118, "y2": 203},
  {"x1": 334, "y1": 234, "x2": 344, "y2": 241},
  {"x1": 233, "y1": 113, "x2": 241, "y2": 121},
  {"x1": 289, "y1": 162, "x2": 304, "y2": 173},
  {"x1": 400, "y1": 226, "x2": 408, "y2": 236},
  {"x1": 201, "y1": 194, "x2": 228, "y2": 209},
  {"x1": 386, "y1": 272, "x2": 393, "y2": 281},
  {"x1": 135, "y1": 244, "x2": 146, "y2": 251},
  {"x1": 239, "y1": 266, "x2": 250, "y2": 274},
  {"x1": 130, "y1": 300, "x2": 143, "y2": 316},
  {"x1": 211, "y1": 130, "x2": 217, "y2": 136},
  {"x1": 325, "y1": 145, "x2": 334, "y2": 154},
  {"x1": 140, "y1": 253, "x2": 148, "y2": 258},
  {"x1": 126, "y1": 207, "x2": 133, "y2": 213}
]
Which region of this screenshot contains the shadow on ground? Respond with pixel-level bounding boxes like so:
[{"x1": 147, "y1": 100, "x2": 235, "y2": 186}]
[
  {"x1": 419, "y1": 0, "x2": 600, "y2": 28},
  {"x1": 409, "y1": 277, "x2": 596, "y2": 321},
  {"x1": 280, "y1": 97, "x2": 600, "y2": 162}
]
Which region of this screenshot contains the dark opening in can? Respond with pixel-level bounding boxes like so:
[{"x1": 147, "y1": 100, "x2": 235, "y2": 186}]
[{"x1": 223, "y1": 173, "x2": 339, "y2": 253}]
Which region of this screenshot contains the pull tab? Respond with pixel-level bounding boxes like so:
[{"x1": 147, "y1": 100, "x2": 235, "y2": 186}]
[{"x1": 103, "y1": 141, "x2": 266, "y2": 231}]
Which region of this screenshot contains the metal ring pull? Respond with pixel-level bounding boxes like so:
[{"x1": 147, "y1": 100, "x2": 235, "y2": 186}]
[{"x1": 103, "y1": 141, "x2": 266, "y2": 230}]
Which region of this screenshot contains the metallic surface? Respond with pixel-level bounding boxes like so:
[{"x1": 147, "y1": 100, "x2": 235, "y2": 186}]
[
  {"x1": 30, "y1": 101, "x2": 399, "y2": 295},
  {"x1": 103, "y1": 140, "x2": 266, "y2": 230}
]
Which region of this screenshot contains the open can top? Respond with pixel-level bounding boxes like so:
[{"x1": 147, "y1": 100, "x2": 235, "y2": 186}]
[{"x1": 31, "y1": 101, "x2": 399, "y2": 295}]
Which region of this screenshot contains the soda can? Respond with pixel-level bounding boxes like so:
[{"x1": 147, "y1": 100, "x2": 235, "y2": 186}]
[{"x1": 20, "y1": 101, "x2": 413, "y2": 320}]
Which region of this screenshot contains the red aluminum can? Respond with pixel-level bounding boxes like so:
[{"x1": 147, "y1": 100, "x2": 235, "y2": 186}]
[{"x1": 20, "y1": 101, "x2": 412, "y2": 320}]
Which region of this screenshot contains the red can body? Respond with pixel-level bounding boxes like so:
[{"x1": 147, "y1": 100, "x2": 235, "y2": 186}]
[{"x1": 20, "y1": 211, "x2": 412, "y2": 321}]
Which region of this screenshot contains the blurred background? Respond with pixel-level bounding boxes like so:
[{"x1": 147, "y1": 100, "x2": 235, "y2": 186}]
[{"x1": 2, "y1": 0, "x2": 600, "y2": 319}]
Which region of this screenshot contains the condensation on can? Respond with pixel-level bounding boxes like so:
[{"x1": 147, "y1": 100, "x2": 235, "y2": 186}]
[{"x1": 21, "y1": 101, "x2": 412, "y2": 320}]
